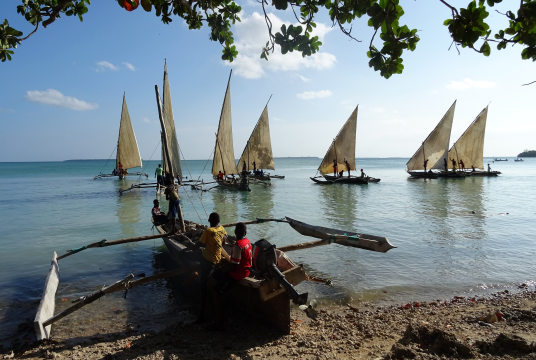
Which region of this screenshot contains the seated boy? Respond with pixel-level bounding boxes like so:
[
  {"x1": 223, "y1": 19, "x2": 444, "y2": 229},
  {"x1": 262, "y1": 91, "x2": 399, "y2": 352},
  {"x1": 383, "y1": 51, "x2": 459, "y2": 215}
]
[
  {"x1": 209, "y1": 222, "x2": 252, "y2": 330},
  {"x1": 151, "y1": 199, "x2": 168, "y2": 225}
]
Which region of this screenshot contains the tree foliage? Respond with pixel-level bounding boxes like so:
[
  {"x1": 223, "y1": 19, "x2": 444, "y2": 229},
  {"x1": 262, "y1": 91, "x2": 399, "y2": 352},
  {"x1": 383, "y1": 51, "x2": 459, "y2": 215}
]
[{"x1": 2, "y1": 0, "x2": 536, "y2": 79}]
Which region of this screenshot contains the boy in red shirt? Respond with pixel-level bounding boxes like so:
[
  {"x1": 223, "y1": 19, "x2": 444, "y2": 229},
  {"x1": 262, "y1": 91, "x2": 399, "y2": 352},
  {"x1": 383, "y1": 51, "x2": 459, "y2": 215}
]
[{"x1": 209, "y1": 222, "x2": 252, "y2": 330}]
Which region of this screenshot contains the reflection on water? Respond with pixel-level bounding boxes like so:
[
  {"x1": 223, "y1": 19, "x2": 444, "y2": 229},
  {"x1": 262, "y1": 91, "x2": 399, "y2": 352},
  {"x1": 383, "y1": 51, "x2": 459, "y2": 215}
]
[
  {"x1": 317, "y1": 184, "x2": 359, "y2": 230},
  {"x1": 116, "y1": 183, "x2": 142, "y2": 239}
]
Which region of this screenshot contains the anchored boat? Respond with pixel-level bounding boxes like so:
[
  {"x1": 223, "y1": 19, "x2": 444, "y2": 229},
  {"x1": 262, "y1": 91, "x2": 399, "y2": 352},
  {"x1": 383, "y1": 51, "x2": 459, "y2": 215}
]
[
  {"x1": 311, "y1": 106, "x2": 380, "y2": 184},
  {"x1": 94, "y1": 94, "x2": 147, "y2": 180},
  {"x1": 406, "y1": 101, "x2": 456, "y2": 179}
]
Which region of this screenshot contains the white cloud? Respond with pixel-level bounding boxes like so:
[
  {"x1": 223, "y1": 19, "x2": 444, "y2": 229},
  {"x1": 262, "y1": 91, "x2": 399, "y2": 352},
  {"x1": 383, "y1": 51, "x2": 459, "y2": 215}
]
[
  {"x1": 25, "y1": 89, "x2": 98, "y2": 111},
  {"x1": 226, "y1": 12, "x2": 336, "y2": 79},
  {"x1": 273, "y1": 117, "x2": 285, "y2": 122},
  {"x1": 123, "y1": 62, "x2": 137, "y2": 72},
  {"x1": 0, "y1": 108, "x2": 15, "y2": 113},
  {"x1": 297, "y1": 75, "x2": 311, "y2": 82},
  {"x1": 142, "y1": 117, "x2": 152, "y2": 123},
  {"x1": 297, "y1": 90, "x2": 332, "y2": 100},
  {"x1": 446, "y1": 78, "x2": 496, "y2": 90},
  {"x1": 96, "y1": 61, "x2": 119, "y2": 72}
]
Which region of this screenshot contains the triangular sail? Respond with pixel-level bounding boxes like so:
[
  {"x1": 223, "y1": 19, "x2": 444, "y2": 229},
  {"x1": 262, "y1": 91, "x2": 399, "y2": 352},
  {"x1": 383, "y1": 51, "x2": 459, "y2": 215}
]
[
  {"x1": 406, "y1": 101, "x2": 456, "y2": 171},
  {"x1": 212, "y1": 72, "x2": 238, "y2": 176},
  {"x1": 162, "y1": 62, "x2": 183, "y2": 179},
  {"x1": 116, "y1": 95, "x2": 142, "y2": 170},
  {"x1": 318, "y1": 106, "x2": 358, "y2": 175},
  {"x1": 448, "y1": 106, "x2": 488, "y2": 170},
  {"x1": 237, "y1": 105, "x2": 275, "y2": 171}
]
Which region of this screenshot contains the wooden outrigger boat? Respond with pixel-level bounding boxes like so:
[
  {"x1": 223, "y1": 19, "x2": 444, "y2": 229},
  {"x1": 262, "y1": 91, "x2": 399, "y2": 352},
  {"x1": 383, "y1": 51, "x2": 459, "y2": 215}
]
[
  {"x1": 406, "y1": 101, "x2": 456, "y2": 179},
  {"x1": 33, "y1": 80, "x2": 396, "y2": 340},
  {"x1": 94, "y1": 94, "x2": 147, "y2": 180},
  {"x1": 237, "y1": 95, "x2": 284, "y2": 182},
  {"x1": 210, "y1": 70, "x2": 250, "y2": 192},
  {"x1": 312, "y1": 106, "x2": 380, "y2": 184},
  {"x1": 447, "y1": 105, "x2": 500, "y2": 177}
]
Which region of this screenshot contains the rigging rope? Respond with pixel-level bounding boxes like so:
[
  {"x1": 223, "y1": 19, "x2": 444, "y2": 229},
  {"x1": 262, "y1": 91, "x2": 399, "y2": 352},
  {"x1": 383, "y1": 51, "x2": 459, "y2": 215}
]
[
  {"x1": 133, "y1": 140, "x2": 161, "y2": 186},
  {"x1": 177, "y1": 143, "x2": 209, "y2": 218},
  {"x1": 97, "y1": 144, "x2": 117, "y2": 176},
  {"x1": 179, "y1": 186, "x2": 203, "y2": 224}
]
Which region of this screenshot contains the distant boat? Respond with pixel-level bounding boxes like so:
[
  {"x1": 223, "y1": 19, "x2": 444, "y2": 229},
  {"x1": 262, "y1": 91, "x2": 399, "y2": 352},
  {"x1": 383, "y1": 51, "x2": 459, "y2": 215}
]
[
  {"x1": 211, "y1": 70, "x2": 250, "y2": 191},
  {"x1": 94, "y1": 94, "x2": 146, "y2": 180},
  {"x1": 406, "y1": 101, "x2": 456, "y2": 179},
  {"x1": 494, "y1": 158, "x2": 508, "y2": 161},
  {"x1": 311, "y1": 106, "x2": 380, "y2": 184},
  {"x1": 515, "y1": 158, "x2": 524, "y2": 162},
  {"x1": 447, "y1": 106, "x2": 500, "y2": 177},
  {"x1": 238, "y1": 96, "x2": 284, "y2": 181}
]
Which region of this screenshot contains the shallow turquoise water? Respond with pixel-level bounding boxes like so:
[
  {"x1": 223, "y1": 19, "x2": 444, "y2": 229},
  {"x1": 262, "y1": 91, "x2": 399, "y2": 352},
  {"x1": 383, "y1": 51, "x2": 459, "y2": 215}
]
[{"x1": 0, "y1": 157, "x2": 534, "y2": 343}]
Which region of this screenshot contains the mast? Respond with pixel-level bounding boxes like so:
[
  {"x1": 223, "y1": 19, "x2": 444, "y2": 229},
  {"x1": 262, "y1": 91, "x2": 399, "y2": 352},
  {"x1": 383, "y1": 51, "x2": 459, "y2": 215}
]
[{"x1": 155, "y1": 85, "x2": 185, "y2": 233}]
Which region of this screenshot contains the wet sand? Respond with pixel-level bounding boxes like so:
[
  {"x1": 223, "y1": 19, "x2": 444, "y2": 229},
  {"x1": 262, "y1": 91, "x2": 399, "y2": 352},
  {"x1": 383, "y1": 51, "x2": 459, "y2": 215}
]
[{"x1": 4, "y1": 286, "x2": 536, "y2": 360}]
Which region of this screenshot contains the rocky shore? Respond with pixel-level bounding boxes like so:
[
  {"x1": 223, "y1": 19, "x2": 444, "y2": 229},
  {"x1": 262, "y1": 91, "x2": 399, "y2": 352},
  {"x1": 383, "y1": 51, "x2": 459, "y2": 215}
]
[{"x1": 4, "y1": 286, "x2": 536, "y2": 360}]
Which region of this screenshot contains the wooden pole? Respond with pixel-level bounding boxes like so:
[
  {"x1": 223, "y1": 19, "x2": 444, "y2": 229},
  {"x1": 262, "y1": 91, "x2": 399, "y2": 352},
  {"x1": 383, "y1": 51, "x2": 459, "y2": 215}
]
[
  {"x1": 220, "y1": 218, "x2": 287, "y2": 228},
  {"x1": 278, "y1": 234, "x2": 396, "y2": 253},
  {"x1": 155, "y1": 84, "x2": 185, "y2": 233}
]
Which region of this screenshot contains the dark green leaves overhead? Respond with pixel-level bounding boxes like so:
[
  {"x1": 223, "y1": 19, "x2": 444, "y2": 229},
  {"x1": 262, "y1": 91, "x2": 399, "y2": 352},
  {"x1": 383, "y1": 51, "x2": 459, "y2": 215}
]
[{"x1": 2, "y1": 0, "x2": 536, "y2": 80}]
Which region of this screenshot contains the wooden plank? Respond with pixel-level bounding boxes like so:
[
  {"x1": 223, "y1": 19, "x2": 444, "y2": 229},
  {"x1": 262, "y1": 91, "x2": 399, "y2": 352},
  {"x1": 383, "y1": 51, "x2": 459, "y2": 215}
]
[
  {"x1": 34, "y1": 252, "x2": 59, "y2": 340},
  {"x1": 259, "y1": 265, "x2": 306, "y2": 302}
]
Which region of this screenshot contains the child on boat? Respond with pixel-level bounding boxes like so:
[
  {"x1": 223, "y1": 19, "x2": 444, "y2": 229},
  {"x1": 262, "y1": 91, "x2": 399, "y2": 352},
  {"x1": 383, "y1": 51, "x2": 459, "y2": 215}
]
[{"x1": 151, "y1": 199, "x2": 168, "y2": 225}]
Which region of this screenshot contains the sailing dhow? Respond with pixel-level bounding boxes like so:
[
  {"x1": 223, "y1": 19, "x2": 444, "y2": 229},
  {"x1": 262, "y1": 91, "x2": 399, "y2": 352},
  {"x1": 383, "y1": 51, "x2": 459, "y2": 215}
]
[
  {"x1": 311, "y1": 106, "x2": 380, "y2": 184},
  {"x1": 94, "y1": 94, "x2": 146, "y2": 180},
  {"x1": 406, "y1": 101, "x2": 459, "y2": 179},
  {"x1": 448, "y1": 106, "x2": 500, "y2": 176},
  {"x1": 212, "y1": 70, "x2": 250, "y2": 191}
]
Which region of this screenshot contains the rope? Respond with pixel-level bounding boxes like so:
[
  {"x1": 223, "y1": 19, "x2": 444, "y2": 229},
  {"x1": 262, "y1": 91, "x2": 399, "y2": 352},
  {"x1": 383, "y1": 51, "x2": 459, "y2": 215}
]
[
  {"x1": 196, "y1": 148, "x2": 215, "y2": 184},
  {"x1": 97, "y1": 145, "x2": 117, "y2": 176},
  {"x1": 177, "y1": 143, "x2": 209, "y2": 218}
]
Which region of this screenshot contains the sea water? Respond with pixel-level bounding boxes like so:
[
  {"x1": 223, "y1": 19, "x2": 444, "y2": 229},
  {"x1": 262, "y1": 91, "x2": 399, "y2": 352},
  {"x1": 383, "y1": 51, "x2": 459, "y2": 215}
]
[{"x1": 0, "y1": 158, "x2": 534, "y2": 345}]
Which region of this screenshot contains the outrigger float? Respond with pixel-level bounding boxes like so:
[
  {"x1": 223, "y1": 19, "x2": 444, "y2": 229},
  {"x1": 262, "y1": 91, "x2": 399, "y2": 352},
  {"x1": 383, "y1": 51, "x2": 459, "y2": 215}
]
[{"x1": 34, "y1": 75, "x2": 396, "y2": 340}]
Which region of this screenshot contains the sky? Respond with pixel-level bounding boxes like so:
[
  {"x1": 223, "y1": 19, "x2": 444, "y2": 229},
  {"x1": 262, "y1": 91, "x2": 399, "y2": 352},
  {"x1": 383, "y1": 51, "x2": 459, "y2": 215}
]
[{"x1": 0, "y1": 0, "x2": 534, "y2": 162}]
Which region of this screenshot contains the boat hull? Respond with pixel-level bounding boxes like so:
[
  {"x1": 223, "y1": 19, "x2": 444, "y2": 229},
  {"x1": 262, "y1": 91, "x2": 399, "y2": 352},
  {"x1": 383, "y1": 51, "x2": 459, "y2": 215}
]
[
  {"x1": 154, "y1": 220, "x2": 306, "y2": 334},
  {"x1": 436, "y1": 171, "x2": 468, "y2": 178},
  {"x1": 213, "y1": 176, "x2": 251, "y2": 191},
  {"x1": 407, "y1": 171, "x2": 438, "y2": 179},
  {"x1": 463, "y1": 170, "x2": 501, "y2": 177},
  {"x1": 323, "y1": 175, "x2": 368, "y2": 184}
]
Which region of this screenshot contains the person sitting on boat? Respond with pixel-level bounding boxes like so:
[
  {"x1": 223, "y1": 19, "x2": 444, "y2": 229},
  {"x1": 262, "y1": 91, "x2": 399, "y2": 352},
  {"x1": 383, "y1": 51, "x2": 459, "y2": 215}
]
[
  {"x1": 360, "y1": 168, "x2": 366, "y2": 178},
  {"x1": 339, "y1": 170, "x2": 344, "y2": 178},
  {"x1": 164, "y1": 177, "x2": 180, "y2": 233},
  {"x1": 186, "y1": 212, "x2": 228, "y2": 324},
  {"x1": 472, "y1": 165, "x2": 476, "y2": 172},
  {"x1": 259, "y1": 169, "x2": 264, "y2": 176},
  {"x1": 333, "y1": 159, "x2": 338, "y2": 177},
  {"x1": 155, "y1": 164, "x2": 164, "y2": 186},
  {"x1": 217, "y1": 171, "x2": 224, "y2": 182},
  {"x1": 151, "y1": 199, "x2": 168, "y2": 225},
  {"x1": 459, "y1": 159, "x2": 465, "y2": 171},
  {"x1": 210, "y1": 222, "x2": 252, "y2": 330},
  {"x1": 344, "y1": 158, "x2": 351, "y2": 177},
  {"x1": 423, "y1": 158, "x2": 429, "y2": 172},
  {"x1": 112, "y1": 168, "x2": 117, "y2": 176}
]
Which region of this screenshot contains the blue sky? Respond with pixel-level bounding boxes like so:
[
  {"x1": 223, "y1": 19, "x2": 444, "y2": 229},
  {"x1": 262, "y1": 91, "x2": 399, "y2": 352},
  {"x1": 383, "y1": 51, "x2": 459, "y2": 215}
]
[{"x1": 0, "y1": 0, "x2": 534, "y2": 162}]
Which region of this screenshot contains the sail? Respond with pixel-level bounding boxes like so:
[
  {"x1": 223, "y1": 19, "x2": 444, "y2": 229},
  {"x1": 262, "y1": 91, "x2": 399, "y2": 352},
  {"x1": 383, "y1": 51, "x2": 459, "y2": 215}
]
[
  {"x1": 448, "y1": 106, "x2": 488, "y2": 170},
  {"x1": 318, "y1": 106, "x2": 358, "y2": 175},
  {"x1": 116, "y1": 95, "x2": 142, "y2": 170},
  {"x1": 406, "y1": 101, "x2": 456, "y2": 171},
  {"x1": 162, "y1": 62, "x2": 183, "y2": 179},
  {"x1": 237, "y1": 105, "x2": 275, "y2": 171},
  {"x1": 212, "y1": 72, "x2": 238, "y2": 176}
]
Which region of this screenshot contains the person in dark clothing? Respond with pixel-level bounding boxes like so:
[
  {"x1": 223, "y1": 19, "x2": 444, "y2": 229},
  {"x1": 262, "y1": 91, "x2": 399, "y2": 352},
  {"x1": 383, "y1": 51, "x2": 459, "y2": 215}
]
[
  {"x1": 451, "y1": 158, "x2": 456, "y2": 168},
  {"x1": 333, "y1": 159, "x2": 338, "y2": 177},
  {"x1": 242, "y1": 161, "x2": 247, "y2": 172},
  {"x1": 423, "y1": 159, "x2": 429, "y2": 172},
  {"x1": 252, "y1": 160, "x2": 257, "y2": 172},
  {"x1": 344, "y1": 158, "x2": 351, "y2": 177},
  {"x1": 151, "y1": 199, "x2": 168, "y2": 225},
  {"x1": 472, "y1": 165, "x2": 476, "y2": 172},
  {"x1": 443, "y1": 158, "x2": 448, "y2": 172},
  {"x1": 164, "y1": 175, "x2": 180, "y2": 233}
]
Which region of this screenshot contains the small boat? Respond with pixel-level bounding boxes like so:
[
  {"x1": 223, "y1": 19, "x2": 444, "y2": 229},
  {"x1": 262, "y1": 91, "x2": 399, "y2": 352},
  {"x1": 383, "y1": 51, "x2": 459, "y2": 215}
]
[
  {"x1": 237, "y1": 96, "x2": 283, "y2": 182},
  {"x1": 494, "y1": 158, "x2": 508, "y2": 161},
  {"x1": 312, "y1": 106, "x2": 380, "y2": 184},
  {"x1": 310, "y1": 176, "x2": 334, "y2": 184},
  {"x1": 406, "y1": 101, "x2": 456, "y2": 178},
  {"x1": 94, "y1": 94, "x2": 147, "y2": 180},
  {"x1": 514, "y1": 158, "x2": 524, "y2": 162},
  {"x1": 463, "y1": 170, "x2": 501, "y2": 176},
  {"x1": 211, "y1": 70, "x2": 250, "y2": 191}
]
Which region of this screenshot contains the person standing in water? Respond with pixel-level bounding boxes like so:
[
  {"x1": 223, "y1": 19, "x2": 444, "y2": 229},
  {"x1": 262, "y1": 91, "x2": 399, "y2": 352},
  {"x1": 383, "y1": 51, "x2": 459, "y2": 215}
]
[{"x1": 155, "y1": 164, "x2": 164, "y2": 190}]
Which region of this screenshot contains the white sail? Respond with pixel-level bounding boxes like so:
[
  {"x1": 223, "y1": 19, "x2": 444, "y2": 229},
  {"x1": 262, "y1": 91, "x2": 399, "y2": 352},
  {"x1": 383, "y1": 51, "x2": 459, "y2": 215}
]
[
  {"x1": 406, "y1": 101, "x2": 456, "y2": 171},
  {"x1": 448, "y1": 106, "x2": 488, "y2": 170},
  {"x1": 318, "y1": 106, "x2": 358, "y2": 175},
  {"x1": 162, "y1": 62, "x2": 183, "y2": 179},
  {"x1": 237, "y1": 105, "x2": 275, "y2": 171},
  {"x1": 212, "y1": 72, "x2": 239, "y2": 176},
  {"x1": 116, "y1": 95, "x2": 142, "y2": 170}
]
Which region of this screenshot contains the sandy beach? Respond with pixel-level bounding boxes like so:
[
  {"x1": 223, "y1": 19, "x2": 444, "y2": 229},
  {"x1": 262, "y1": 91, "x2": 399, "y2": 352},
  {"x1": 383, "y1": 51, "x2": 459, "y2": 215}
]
[{"x1": 4, "y1": 285, "x2": 536, "y2": 360}]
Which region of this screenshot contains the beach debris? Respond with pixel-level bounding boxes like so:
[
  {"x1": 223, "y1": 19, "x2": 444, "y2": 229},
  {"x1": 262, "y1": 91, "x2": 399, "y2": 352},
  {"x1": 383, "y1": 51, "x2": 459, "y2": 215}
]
[
  {"x1": 299, "y1": 299, "x2": 318, "y2": 320},
  {"x1": 478, "y1": 321, "x2": 493, "y2": 327},
  {"x1": 3, "y1": 351, "x2": 14, "y2": 359},
  {"x1": 478, "y1": 313, "x2": 498, "y2": 324},
  {"x1": 346, "y1": 304, "x2": 359, "y2": 312}
]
